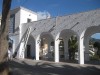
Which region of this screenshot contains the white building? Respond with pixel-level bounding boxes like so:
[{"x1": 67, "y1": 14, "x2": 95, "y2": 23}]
[
  {"x1": 9, "y1": 6, "x2": 37, "y2": 58},
  {"x1": 9, "y1": 7, "x2": 100, "y2": 64}
]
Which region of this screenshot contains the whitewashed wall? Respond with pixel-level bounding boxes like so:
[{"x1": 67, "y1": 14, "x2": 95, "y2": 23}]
[{"x1": 20, "y1": 8, "x2": 37, "y2": 24}]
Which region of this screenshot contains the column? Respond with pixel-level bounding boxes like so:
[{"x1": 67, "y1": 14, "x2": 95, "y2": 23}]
[
  {"x1": 12, "y1": 40, "x2": 15, "y2": 54},
  {"x1": 18, "y1": 24, "x2": 26, "y2": 59},
  {"x1": 54, "y1": 38, "x2": 60, "y2": 62},
  {"x1": 19, "y1": 41, "x2": 25, "y2": 59},
  {"x1": 78, "y1": 36, "x2": 84, "y2": 64},
  {"x1": 84, "y1": 38, "x2": 90, "y2": 61},
  {"x1": 64, "y1": 38, "x2": 69, "y2": 60},
  {"x1": 35, "y1": 36, "x2": 40, "y2": 60}
]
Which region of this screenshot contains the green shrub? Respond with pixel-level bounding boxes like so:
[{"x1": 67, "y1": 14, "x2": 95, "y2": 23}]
[{"x1": 90, "y1": 54, "x2": 100, "y2": 60}]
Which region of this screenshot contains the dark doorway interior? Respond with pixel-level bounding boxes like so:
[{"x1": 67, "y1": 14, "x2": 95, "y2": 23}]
[{"x1": 26, "y1": 45, "x2": 31, "y2": 58}]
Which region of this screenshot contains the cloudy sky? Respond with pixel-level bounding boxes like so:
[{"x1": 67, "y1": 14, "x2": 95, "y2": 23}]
[
  {"x1": 0, "y1": 0, "x2": 100, "y2": 39},
  {"x1": 37, "y1": 11, "x2": 51, "y2": 20}
]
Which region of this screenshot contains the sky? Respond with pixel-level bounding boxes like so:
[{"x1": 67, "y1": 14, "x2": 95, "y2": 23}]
[{"x1": 0, "y1": 0, "x2": 100, "y2": 39}]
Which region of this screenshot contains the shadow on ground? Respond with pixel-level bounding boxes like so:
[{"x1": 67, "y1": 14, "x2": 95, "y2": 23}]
[
  {"x1": 85, "y1": 60, "x2": 100, "y2": 65},
  {"x1": 9, "y1": 59, "x2": 100, "y2": 75}
]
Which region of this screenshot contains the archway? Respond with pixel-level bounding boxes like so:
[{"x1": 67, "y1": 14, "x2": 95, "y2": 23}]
[
  {"x1": 59, "y1": 29, "x2": 79, "y2": 63},
  {"x1": 40, "y1": 32, "x2": 54, "y2": 61},
  {"x1": 83, "y1": 26, "x2": 100, "y2": 64},
  {"x1": 25, "y1": 35, "x2": 35, "y2": 59},
  {"x1": 90, "y1": 33, "x2": 100, "y2": 61}
]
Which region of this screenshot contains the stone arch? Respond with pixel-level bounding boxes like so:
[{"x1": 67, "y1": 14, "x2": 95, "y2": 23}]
[
  {"x1": 39, "y1": 32, "x2": 54, "y2": 61},
  {"x1": 25, "y1": 34, "x2": 35, "y2": 59},
  {"x1": 59, "y1": 29, "x2": 79, "y2": 39},
  {"x1": 54, "y1": 29, "x2": 79, "y2": 62},
  {"x1": 81, "y1": 26, "x2": 100, "y2": 63},
  {"x1": 60, "y1": 29, "x2": 79, "y2": 62}
]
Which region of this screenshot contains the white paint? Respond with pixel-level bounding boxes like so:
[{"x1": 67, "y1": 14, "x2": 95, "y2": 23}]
[
  {"x1": 15, "y1": 7, "x2": 37, "y2": 59},
  {"x1": 78, "y1": 35, "x2": 84, "y2": 64},
  {"x1": 19, "y1": 8, "x2": 37, "y2": 40},
  {"x1": 55, "y1": 39, "x2": 60, "y2": 62},
  {"x1": 19, "y1": 41, "x2": 25, "y2": 58},
  {"x1": 35, "y1": 35, "x2": 40, "y2": 60},
  {"x1": 9, "y1": 7, "x2": 100, "y2": 65},
  {"x1": 20, "y1": 8, "x2": 37, "y2": 24},
  {"x1": 54, "y1": 34, "x2": 60, "y2": 62}
]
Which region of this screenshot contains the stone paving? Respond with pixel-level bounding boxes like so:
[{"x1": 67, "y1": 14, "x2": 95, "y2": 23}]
[{"x1": 9, "y1": 59, "x2": 100, "y2": 75}]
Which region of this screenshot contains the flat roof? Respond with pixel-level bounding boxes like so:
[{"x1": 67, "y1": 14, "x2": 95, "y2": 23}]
[{"x1": 10, "y1": 6, "x2": 37, "y2": 15}]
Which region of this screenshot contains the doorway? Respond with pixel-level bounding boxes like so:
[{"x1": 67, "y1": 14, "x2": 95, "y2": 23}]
[{"x1": 26, "y1": 45, "x2": 31, "y2": 58}]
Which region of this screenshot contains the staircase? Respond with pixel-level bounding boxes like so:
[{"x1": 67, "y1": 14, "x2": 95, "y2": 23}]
[{"x1": 19, "y1": 27, "x2": 31, "y2": 58}]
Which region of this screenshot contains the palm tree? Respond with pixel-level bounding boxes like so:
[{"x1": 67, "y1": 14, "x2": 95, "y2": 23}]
[
  {"x1": 0, "y1": 0, "x2": 12, "y2": 75},
  {"x1": 68, "y1": 36, "x2": 78, "y2": 60}
]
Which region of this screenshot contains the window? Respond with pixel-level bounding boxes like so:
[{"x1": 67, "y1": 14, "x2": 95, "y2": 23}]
[
  {"x1": 9, "y1": 14, "x2": 15, "y2": 33},
  {"x1": 27, "y1": 18, "x2": 31, "y2": 23},
  {"x1": 51, "y1": 41, "x2": 54, "y2": 46}
]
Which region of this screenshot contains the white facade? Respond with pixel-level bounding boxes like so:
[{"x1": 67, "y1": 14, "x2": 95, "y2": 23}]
[
  {"x1": 9, "y1": 7, "x2": 100, "y2": 64},
  {"x1": 9, "y1": 7, "x2": 37, "y2": 58}
]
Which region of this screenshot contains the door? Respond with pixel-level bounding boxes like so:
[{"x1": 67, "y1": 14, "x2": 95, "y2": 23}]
[{"x1": 27, "y1": 45, "x2": 31, "y2": 58}]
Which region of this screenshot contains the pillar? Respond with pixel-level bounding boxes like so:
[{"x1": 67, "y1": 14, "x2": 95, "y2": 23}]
[
  {"x1": 54, "y1": 38, "x2": 60, "y2": 62},
  {"x1": 63, "y1": 38, "x2": 69, "y2": 60},
  {"x1": 78, "y1": 36, "x2": 84, "y2": 64},
  {"x1": 84, "y1": 38, "x2": 90, "y2": 61},
  {"x1": 19, "y1": 41, "x2": 25, "y2": 59},
  {"x1": 12, "y1": 40, "x2": 15, "y2": 55},
  {"x1": 35, "y1": 36, "x2": 40, "y2": 60}
]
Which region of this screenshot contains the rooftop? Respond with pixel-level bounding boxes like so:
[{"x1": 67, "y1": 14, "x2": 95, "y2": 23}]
[{"x1": 10, "y1": 6, "x2": 37, "y2": 15}]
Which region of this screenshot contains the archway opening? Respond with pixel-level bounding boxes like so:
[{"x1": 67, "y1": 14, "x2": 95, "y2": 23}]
[
  {"x1": 40, "y1": 32, "x2": 54, "y2": 61},
  {"x1": 25, "y1": 35, "x2": 35, "y2": 59},
  {"x1": 83, "y1": 26, "x2": 100, "y2": 64},
  {"x1": 68, "y1": 35, "x2": 78, "y2": 62},
  {"x1": 88, "y1": 33, "x2": 100, "y2": 64},
  {"x1": 59, "y1": 29, "x2": 79, "y2": 63},
  {"x1": 59, "y1": 38, "x2": 64, "y2": 61}
]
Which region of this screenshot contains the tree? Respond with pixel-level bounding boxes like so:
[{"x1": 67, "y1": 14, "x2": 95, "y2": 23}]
[
  {"x1": 93, "y1": 42, "x2": 100, "y2": 48},
  {"x1": 0, "y1": 0, "x2": 12, "y2": 75},
  {"x1": 68, "y1": 36, "x2": 78, "y2": 60},
  {"x1": 93, "y1": 42, "x2": 100, "y2": 58}
]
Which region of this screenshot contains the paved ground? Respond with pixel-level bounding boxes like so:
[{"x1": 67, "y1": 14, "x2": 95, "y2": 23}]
[{"x1": 9, "y1": 59, "x2": 100, "y2": 75}]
